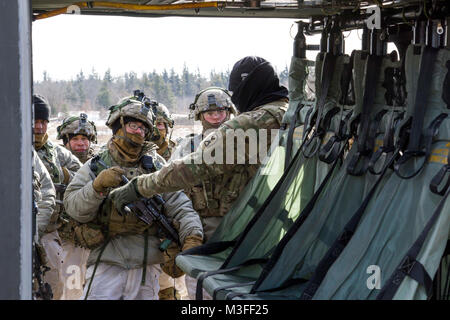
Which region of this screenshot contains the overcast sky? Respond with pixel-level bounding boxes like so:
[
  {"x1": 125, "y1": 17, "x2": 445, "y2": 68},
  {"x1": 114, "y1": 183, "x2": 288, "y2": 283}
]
[{"x1": 32, "y1": 14, "x2": 364, "y2": 82}]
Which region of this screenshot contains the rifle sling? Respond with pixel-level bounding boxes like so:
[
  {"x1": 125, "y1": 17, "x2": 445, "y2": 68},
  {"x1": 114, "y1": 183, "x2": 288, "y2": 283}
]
[
  {"x1": 347, "y1": 54, "x2": 383, "y2": 176},
  {"x1": 407, "y1": 47, "x2": 439, "y2": 153}
]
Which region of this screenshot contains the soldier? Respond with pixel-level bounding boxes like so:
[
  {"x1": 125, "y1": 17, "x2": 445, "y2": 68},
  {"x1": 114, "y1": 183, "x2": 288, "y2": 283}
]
[
  {"x1": 55, "y1": 113, "x2": 98, "y2": 299},
  {"x1": 152, "y1": 102, "x2": 190, "y2": 300},
  {"x1": 165, "y1": 87, "x2": 237, "y2": 299},
  {"x1": 57, "y1": 113, "x2": 98, "y2": 164},
  {"x1": 63, "y1": 96, "x2": 203, "y2": 300},
  {"x1": 109, "y1": 56, "x2": 288, "y2": 298},
  {"x1": 32, "y1": 150, "x2": 56, "y2": 300},
  {"x1": 33, "y1": 149, "x2": 56, "y2": 238},
  {"x1": 171, "y1": 87, "x2": 237, "y2": 162},
  {"x1": 33, "y1": 94, "x2": 82, "y2": 299},
  {"x1": 152, "y1": 103, "x2": 176, "y2": 162}
]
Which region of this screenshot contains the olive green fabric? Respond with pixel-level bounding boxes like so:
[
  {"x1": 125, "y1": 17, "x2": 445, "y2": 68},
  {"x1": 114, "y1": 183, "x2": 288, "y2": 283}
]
[{"x1": 312, "y1": 45, "x2": 450, "y2": 300}]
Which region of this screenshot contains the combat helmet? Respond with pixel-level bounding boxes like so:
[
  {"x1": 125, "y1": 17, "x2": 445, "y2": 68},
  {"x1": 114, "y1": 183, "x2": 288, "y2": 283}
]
[
  {"x1": 106, "y1": 95, "x2": 154, "y2": 140},
  {"x1": 189, "y1": 87, "x2": 237, "y2": 121},
  {"x1": 154, "y1": 102, "x2": 174, "y2": 129},
  {"x1": 152, "y1": 102, "x2": 174, "y2": 143},
  {"x1": 57, "y1": 113, "x2": 97, "y2": 144}
]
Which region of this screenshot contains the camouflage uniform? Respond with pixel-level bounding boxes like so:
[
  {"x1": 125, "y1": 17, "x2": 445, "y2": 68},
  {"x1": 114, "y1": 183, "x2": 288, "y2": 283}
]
[
  {"x1": 33, "y1": 150, "x2": 56, "y2": 300},
  {"x1": 138, "y1": 100, "x2": 286, "y2": 239},
  {"x1": 148, "y1": 101, "x2": 190, "y2": 299},
  {"x1": 57, "y1": 113, "x2": 98, "y2": 164},
  {"x1": 33, "y1": 150, "x2": 56, "y2": 237},
  {"x1": 33, "y1": 95, "x2": 82, "y2": 300},
  {"x1": 152, "y1": 103, "x2": 177, "y2": 162},
  {"x1": 35, "y1": 142, "x2": 81, "y2": 300},
  {"x1": 56, "y1": 113, "x2": 99, "y2": 299},
  {"x1": 109, "y1": 60, "x2": 288, "y2": 301},
  {"x1": 170, "y1": 87, "x2": 239, "y2": 241},
  {"x1": 35, "y1": 140, "x2": 81, "y2": 186},
  {"x1": 63, "y1": 97, "x2": 203, "y2": 300}
]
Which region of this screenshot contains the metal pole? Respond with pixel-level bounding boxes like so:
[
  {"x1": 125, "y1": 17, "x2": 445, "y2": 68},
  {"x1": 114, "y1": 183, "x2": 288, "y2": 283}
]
[{"x1": 0, "y1": 0, "x2": 33, "y2": 299}]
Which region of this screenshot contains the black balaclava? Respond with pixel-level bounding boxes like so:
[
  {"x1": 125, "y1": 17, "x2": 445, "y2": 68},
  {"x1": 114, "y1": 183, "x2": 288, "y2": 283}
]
[{"x1": 228, "y1": 56, "x2": 288, "y2": 113}]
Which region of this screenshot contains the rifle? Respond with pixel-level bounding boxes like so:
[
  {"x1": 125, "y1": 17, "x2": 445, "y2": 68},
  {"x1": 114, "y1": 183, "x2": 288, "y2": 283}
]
[
  {"x1": 33, "y1": 243, "x2": 53, "y2": 300},
  {"x1": 127, "y1": 194, "x2": 181, "y2": 251},
  {"x1": 32, "y1": 199, "x2": 53, "y2": 300},
  {"x1": 90, "y1": 155, "x2": 180, "y2": 251}
]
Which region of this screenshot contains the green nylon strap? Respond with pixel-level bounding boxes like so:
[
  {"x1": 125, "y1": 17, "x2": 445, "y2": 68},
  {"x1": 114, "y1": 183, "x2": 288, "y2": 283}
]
[{"x1": 84, "y1": 236, "x2": 110, "y2": 300}]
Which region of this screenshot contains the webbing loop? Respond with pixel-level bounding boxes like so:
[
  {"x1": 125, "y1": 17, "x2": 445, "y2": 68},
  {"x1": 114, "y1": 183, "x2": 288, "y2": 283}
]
[
  {"x1": 394, "y1": 113, "x2": 448, "y2": 179},
  {"x1": 429, "y1": 146, "x2": 450, "y2": 196}
]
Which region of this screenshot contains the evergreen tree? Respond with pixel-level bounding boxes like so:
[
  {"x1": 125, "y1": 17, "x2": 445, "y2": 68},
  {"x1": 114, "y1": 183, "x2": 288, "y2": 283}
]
[
  {"x1": 103, "y1": 68, "x2": 113, "y2": 83},
  {"x1": 75, "y1": 70, "x2": 86, "y2": 106},
  {"x1": 97, "y1": 81, "x2": 112, "y2": 107}
]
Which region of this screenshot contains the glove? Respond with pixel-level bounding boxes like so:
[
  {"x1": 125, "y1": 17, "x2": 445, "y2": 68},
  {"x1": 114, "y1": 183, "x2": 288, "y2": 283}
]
[
  {"x1": 160, "y1": 243, "x2": 185, "y2": 278},
  {"x1": 108, "y1": 177, "x2": 141, "y2": 215},
  {"x1": 182, "y1": 234, "x2": 203, "y2": 251},
  {"x1": 92, "y1": 166, "x2": 125, "y2": 194}
]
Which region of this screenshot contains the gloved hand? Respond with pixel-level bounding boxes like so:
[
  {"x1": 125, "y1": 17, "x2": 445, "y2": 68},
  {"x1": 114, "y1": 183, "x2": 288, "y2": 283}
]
[
  {"x1": 108, "y1": 177, "x2": 141, "y2": 215},
  {"x1": 182, "y1": 234, "x2": 203, "y2": 251},
  {"x1": 160, "y1": 243, "x2": 185, "y2": 278},
  {"x1": 92, "y1": 166, "x2": 126, "y2": 194}
]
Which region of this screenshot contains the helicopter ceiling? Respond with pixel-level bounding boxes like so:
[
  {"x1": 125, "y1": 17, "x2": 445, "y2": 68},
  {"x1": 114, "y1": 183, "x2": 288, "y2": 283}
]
[{"x1": 31, "y1": 0, "x2": 446, "y2": 22}]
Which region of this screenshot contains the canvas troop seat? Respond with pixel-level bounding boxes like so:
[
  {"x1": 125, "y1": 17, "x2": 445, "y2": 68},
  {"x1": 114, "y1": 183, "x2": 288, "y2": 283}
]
[
  {"x1": 176, "y1": 49, "x2": 356, "y2": 297},
  {"x1": 215, "y1": 50, "x2": 408, "y2": 300},
  {"x1": 233, "y1": 44, "x2": 449, "y2": 301},
  {"x1": 311, "y1": 44, "x2": 450, "y2": 300}
]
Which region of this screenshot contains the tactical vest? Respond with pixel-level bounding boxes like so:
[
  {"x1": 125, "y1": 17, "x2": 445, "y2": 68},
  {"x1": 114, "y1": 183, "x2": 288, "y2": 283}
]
[
  {"x1": 37, "y1": 141, "x2": 68, "y2": 232},
  {"x1": 37, "y1": 141, "x2": 64, "y2": 184},
  {"x1": 59, "y1": 149, "x2": 163, "y2": 249},
  {"x1": 186, "y1": 103, "x2": 285, "y2": 218}
]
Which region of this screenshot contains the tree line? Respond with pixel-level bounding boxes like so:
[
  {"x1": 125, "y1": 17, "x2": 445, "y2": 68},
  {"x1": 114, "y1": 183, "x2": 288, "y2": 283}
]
[{"x1": 34, "y1": 66, "x2": 289, "y2": 118}]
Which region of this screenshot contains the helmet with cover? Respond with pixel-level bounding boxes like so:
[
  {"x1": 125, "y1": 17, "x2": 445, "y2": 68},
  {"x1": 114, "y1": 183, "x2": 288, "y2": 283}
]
[
  {"x1": 57, "y1": 113, "x2": 97, "y2": 145},
  {"x1": 189, "y1": 87, "x2": 237, "y2": 121},
  {"x1": 106, "y1": 97, "x2": 154, "y2": 140},
  {"x1": 154, "y1": 102, "x2": 174, "y2": 128}
]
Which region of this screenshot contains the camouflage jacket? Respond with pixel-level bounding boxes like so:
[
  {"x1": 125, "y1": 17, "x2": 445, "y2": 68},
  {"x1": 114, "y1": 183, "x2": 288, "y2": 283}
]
[
  {"x1": 36, "y1": 140, "x2": 81, "y2": 232},
  {"x1": 63, "y1": 143, "x2": 203, "y2": 268},
  {"x1": 137, "y1": 99, "x2": 288, "y2": 242},
  {"x1": 33, "y1": 150, "x2": 56, "y2": 238},
  {"x1": 36, "y1": 140, "x2": 81, "y2": 185}
]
